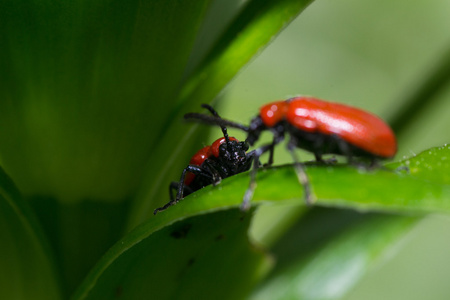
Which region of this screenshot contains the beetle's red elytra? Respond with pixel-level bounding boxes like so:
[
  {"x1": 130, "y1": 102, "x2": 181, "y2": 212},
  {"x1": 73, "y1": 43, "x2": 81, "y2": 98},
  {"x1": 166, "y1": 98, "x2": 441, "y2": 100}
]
[{"x1": 259, "y1": 97, "x2": 397, "y2": 158}]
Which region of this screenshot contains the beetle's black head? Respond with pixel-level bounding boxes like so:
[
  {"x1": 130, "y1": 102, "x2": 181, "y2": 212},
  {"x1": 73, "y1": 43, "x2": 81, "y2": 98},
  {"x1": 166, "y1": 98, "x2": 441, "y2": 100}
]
[
  {"x1": 219, "y1": 140, "x2": 249, "y2": 162},
  {"x1": 218, "y1": 139, "x2": 252, "y2": 173}
]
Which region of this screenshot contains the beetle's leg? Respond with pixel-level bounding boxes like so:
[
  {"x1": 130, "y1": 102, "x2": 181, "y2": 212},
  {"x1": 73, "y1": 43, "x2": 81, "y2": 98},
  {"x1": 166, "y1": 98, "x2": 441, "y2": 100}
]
[
  {"x1": 314, "y1": 153, "x2": 323, "y2": 162},
  {"x1": 241, "y1": 132, "x2": 284, "y2": 211},
  {"x1": 244, "y1": 150, "x2": 257, "y2": 170},
  {"x1": 333, "y1": 135, "x2": 353, "y2": 164},
  {"x1": 201, "y1": 159, "x2": 223, "y2": 186},
  {"x1": 265, "y1": 137, "x2": 276, "y2": 166},
  {"x1": 287, "y1": 139, "x2": 313, "y2": 205},
  {"x1": 241, "y1": 144, "x2": 274, "y2": 211},
  {"x1": 154, "y1": 165, "x2": 212, "y2": 215}
]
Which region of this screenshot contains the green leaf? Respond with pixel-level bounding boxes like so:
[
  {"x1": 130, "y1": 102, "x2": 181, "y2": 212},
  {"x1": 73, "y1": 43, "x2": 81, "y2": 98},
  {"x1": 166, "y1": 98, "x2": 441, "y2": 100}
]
[
  {"x1": 247, "y1": 147, "x2": 450, "y2": 299},
  {"x1": 0, "y1": 0, "x2": 212, "y2": 292},
  {"x1": 128, "y1": 0, "x2": 315, "y2": 229},
  {"x1": 135, "y1": 145, "x2": 450, "y2": 221},
  {"x1": 388, "y1": 144, "x2": 450, "y2": 185},
  {"x1": 75, "y1": 144, "x2": 448, "y2": 298},
  {"x1": 31, "y1": 197, "x2": 131, "y2": 295},
  {"x1": 74, "y1": 143, "x2": 449, "y2": 299},
  {"x1": 178, "y1": 0, "x2": 315, "y2": 105},
  {"x1": 250, "y1": 210, "x2": 417, "y2": 300},
  {"x1": 72, "y1": 209, "x2": 271, "y2": 300},
  {"x1": 0, "y1": 0, "x2": 210, "y2": 202},
  {"x1": 0, "y1": 167, "x2": 62, "y2": 300}
]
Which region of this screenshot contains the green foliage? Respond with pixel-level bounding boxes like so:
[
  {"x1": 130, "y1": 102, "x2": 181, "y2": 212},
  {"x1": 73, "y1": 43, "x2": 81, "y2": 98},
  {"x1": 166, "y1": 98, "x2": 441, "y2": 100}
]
[
  {"x1": 0, "y1": 168, "x2": 61, "y2": 300},
  {"x1": 72, "y1": 146, "x2": 449, "y2": 299},
  {"x1": 0, "y1": 0, "x2": 449, "y2": 299},
  {"x1": 73, "y1": 209, "x2": 272, "y2": 300}
]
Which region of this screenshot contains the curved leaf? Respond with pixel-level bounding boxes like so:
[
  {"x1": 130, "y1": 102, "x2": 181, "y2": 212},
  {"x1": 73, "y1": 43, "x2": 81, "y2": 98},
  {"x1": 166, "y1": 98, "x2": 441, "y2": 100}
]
[
  {"x1": 250, "y1": 210, "x2": 417, "y2": 300},
  {"x1": 76, "y1": 142, "x2": 450, "y2": 299},
  {"x1": 178, "y1": 0, "x2": 315, "y2": 105},
  {"x1": 139, "y1": 145, "x2": 450, "y2": 221},
  {"x1": 0, "y1": 0, "x2": 210, "y2": 202},
  {"x1": 72, "y1": 209, "x2": 271, "y2": 300},
  {"x1": 0, "y1": 0, "x2": 212, "y2": 292},
  {"x1": 0, "y1": 167, "x2": 62, "y2": 299}
]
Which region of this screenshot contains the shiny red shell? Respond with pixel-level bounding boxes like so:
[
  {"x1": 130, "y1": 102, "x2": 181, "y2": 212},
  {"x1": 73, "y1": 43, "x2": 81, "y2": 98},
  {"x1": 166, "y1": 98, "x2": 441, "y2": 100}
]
[
  {"x1": 259, "y1": 97, "x2": 397, "y2": 158},
  {"x1": 184, "y1": 137, "x2": 238, "y2": 185}
]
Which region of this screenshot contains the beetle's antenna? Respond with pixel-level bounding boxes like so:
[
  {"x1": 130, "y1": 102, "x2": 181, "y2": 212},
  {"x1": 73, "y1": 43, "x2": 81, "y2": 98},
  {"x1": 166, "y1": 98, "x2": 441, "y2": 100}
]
[
  {"x1": 200, "y1": 104, "x2": 231, "y2": 145},
  {"x1": 184, "y1": 112, "x2": 249, "y2": 132}
]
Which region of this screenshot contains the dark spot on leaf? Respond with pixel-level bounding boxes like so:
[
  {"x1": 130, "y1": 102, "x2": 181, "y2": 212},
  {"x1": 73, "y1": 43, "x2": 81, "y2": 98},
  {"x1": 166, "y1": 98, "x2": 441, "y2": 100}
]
[
  {"x1": 170, "y1": 223, "x2": 192, "y2": 239},
  {"x1": 187, "y1": 257, "x2": 195, "y2": 267},
  {"x1": 115, "y1": 286, "x2": 123, "y2": 298},
  {"x1": 215, "y1": 234, "x2": 225, "y2": 241}
]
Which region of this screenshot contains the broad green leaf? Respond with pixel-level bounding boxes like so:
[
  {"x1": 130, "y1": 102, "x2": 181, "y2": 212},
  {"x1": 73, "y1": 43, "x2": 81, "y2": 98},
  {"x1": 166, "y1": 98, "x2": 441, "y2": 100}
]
[
  {"x1": 0, "y1": 167, "x2": 62, "y2": 300},
  {"x1": 247, "y1": 146, "x2": 450, "y2": 299},
  {"x1": 75, "y1": 147, "x2": 450, "y2": 299},
  {"x1": 250, "y1": 210, "x2": 417, "y2": 300},
  {"x1": 135, "y1": 145, "x2": 450, "y2": 221},
  {"x1": 0, "y1": 0, "x2": 210, "y2": 203},
  {"x1": 128, "y1": 0, "x2": 315, "y2": 229},
  {"x1": 74, "y1": 144, "x2": 447, "y2": 299},
  {"x1": 31, "y1": 197, "x2": 131, "y2": 295},
  {"x1": 72, "y1": 209, "x2": 271, "y2": 300},
  {"x1": 0, "y1": 1, "x2": 211, "y2": 292},
  {"x1": 252, "y1": 141, "x2": 449, "y2": 297}
]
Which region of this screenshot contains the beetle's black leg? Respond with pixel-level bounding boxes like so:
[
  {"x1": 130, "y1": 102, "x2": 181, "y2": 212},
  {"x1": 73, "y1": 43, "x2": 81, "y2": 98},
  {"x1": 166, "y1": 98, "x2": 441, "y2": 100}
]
[
  {"x1": 334, "y1": 135, "x2": 353, "y2": 164},
  {"x1": 287, "y1": 139, "x2": 313, "y2": 205},
  {"x1": 154, "y1": 183, "x2": 184, "y2": 214},
  {"x1": 154, "y1": 168, "x2": 190, "y2": 215},
  {"x1": 241, "y1": 132, "x2": 285, "y2": 210},
  {"x1": 314, "y1": 153, "x2": 323, "y2": 162},
  {"x1": 244, "y1": 150, "x2": 257, "y2": 170},
  {"x1": 201, "y1": 159, "x2": 224, "y2": 186},
  {"x1": 314, "y1": 153, "x2": 338, "y2": 165},
  {"x1": 265, "y1": 138, "x2": 276, "y2": 166},
  {"x1": 176, "y1": 167, "x2": 190, "y2": 201},
  {"x1": 154, "y1": 165, "x2": 213, "y2": 215},
  {"x1": 163, "y1": 168, "x2": 191, "y2": 213},
  {"x1": 241, "y1": 144, "x2": 274, "y2": 211}
]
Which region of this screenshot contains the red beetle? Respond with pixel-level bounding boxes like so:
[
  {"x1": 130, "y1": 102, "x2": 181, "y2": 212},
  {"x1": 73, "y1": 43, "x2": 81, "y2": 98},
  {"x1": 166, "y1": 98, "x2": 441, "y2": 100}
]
[
  {"x1": 154, "y1": 105, "x2": 255, "y2": 214},
  {"x1": 181, "y1": 136, "x2": 246, "y2": 187},
  {"x1": 248, "y1": 97, "x2": 396, "y2": 160},
  {"x1": 185, "y1": 96, "x2": 397, "y2": 210}
]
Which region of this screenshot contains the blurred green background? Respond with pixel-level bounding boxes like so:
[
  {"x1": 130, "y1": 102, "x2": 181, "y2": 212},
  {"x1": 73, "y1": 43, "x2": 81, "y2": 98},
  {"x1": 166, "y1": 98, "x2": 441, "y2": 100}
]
[{"x1": 208, "y1": 0, "x2": 450, "y2": 298}]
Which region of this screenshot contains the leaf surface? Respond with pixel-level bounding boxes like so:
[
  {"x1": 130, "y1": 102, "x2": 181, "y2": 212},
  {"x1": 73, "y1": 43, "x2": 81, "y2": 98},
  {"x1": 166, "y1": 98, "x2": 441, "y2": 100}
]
[{"x1": 0, "y1": 167, "x2": 62, "y2": 300}]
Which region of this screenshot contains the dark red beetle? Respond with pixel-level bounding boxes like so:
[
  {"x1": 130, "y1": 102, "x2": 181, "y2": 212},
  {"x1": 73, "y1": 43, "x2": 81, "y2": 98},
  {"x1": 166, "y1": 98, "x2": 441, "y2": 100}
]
[
  {"x1": 185, "y1": 96, "x2": 397, "y2": 210},
  {"x1": 154, "y1": 105, "x2": 255, "y2": 214}
]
